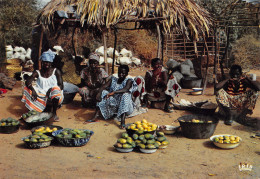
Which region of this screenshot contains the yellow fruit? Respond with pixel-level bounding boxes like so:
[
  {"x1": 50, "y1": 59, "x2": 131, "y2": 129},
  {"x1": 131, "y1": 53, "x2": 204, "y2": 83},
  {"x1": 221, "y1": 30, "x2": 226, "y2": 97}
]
[
  {"x1": 155, "y1": 141, "x2": 161, "y2": 146},
  {"x1": 52, "y1": 128, "x2": 58, "y2": 131},
  {"x1": 219, "y1": 136, "x2": 224, "y2": 140},
  {"x1": 137, "y1": 124, "x2": 142, "y2": 129},
  {"x1": 135, "y1": 121, "x2": 141, "y2": 125},
  {"x1": 142, "y1": 119, "x2": 148, "y2": 123},
  {"x1": 130, "y1": 125, "x2": 136, "y2": 130},
  {"x1": 230, "y1": 136, "x2": 235, "y2": 141},
  {"x1": 139, "y1": 127, "x2": 144, "y2": 131},
  {"x1": 218, "y1": 140, "x2": 224, "y2": 143},
  {"x1": 230, "y1": 141, "x2": 237, "y2": 144},
  {"x1": 1, "y1": 122, "x2": 6, "y2": 126},
  {"x1": 142, "y1": 123, "x2": 148, "y2": 129},
  {"x1": 223, "y1": 140, "x2": 230, "y2": 143}
]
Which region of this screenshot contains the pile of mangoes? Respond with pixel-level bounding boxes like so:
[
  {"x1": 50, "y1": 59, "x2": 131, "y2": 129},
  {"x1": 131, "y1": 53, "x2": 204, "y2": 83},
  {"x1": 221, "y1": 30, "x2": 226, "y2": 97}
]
[
  {"x1": 33, "y1": 126, "x2": 58, "y2": 134},
  {"x1": 214, "y1": 135, "x2": 240, "y2": 144},
  {"x1": 114, "y1": 133, "x2": 136, "y2": 149},
  {"x1": 23, "y1": 134, "x2": 52, "y2": 143},
  {"x1": 21, "y1": 110, "x2": 40, "y2": 119},
  {"x1": 133, "y1": 131, "x2": 169, "y2": 149},
  {"x1": 127, "y1": 119, "x2": 157, "y2": 132},
  {"x1": 0, "y1": 117, "x2": 20, "y2": 126},
  {"x1": 55, "y1": 128, "x2": 92, "y2": 139}
]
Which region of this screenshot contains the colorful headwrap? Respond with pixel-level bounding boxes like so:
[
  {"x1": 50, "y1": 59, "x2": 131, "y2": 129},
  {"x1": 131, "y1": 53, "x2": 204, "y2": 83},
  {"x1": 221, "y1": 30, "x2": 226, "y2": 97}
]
[
  {"x1": 40, "y1": 49, "x2": 56, "y2": 62},
  {"x1": 88, "y1": 52, "x2": 100, "y2": 62}
]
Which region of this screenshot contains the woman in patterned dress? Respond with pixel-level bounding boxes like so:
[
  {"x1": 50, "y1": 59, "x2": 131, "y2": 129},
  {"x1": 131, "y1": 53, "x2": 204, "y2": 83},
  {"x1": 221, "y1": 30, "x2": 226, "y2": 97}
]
[
  {"x1": 86, "y1": 65, "x2": 137, "y2": 129},
  {"x1": 79, "y1": 53, "x2": 108, "y2": 108},
  {"x1": 145, "y1": 58, "x2": 181, "y2": 112},
  {"x1": 21, "y1": 50, "x2": 64, "y2": 121},
  {"x1": 216, "y1": 65, "x2": 260, "y2": 125}
]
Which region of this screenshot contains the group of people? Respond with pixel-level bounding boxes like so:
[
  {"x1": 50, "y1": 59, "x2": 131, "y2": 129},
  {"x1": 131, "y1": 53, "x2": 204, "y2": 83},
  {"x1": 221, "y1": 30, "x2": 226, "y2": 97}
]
[{"x1": 21, "y1": 50, "x2": 259, "y2": 129}]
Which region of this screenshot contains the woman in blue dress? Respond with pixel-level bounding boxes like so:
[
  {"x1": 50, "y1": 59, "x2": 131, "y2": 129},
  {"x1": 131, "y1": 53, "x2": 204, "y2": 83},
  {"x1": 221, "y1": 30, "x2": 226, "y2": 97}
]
[{"x1": 85, "y1": 65, "x2": 137, "y2": 129}]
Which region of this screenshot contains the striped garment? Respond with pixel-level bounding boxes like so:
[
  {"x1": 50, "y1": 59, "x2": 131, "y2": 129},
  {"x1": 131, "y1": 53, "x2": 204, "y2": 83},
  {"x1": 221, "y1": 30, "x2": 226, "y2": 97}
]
[
  {"x1": 21, "y1": 86, "x2": 64, "y2": 112},
  {"x1": 97, "y1": 76, "x2": 137, "y2": 120}
]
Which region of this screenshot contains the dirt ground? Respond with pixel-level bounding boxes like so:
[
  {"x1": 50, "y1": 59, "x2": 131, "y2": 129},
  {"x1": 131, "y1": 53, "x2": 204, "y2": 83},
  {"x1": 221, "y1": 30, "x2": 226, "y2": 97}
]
[{"x1": 0, "y1": 68, "x2": 259, "y2": 179}]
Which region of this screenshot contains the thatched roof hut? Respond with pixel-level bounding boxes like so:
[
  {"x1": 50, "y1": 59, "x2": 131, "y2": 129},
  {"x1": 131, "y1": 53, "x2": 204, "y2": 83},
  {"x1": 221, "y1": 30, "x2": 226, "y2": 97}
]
[
  {"x1": 36, "y1": 0, "x2": 212, "y2": 75},
  {"x1": 38, "y1": 0, "x2": 211, "y2": 39}
]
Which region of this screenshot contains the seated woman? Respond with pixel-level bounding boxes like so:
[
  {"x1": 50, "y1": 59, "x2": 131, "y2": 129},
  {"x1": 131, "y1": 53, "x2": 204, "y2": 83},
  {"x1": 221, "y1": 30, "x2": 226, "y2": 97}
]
[
  {"x1": 86, "y1": 65, "x2": 137, "y2": 129},
  {"x1": 21, "y1": 49, "x2": 64, "y2": 121},
  {"x1": 79, "y1": 53, "x2": 108, "y2": 107},
  {"x1": 216, "y1": 64, "x2": 259, "y2": 125},
  {"x1": 145, "y1": 58, "x2": 180, "y2": 112}
]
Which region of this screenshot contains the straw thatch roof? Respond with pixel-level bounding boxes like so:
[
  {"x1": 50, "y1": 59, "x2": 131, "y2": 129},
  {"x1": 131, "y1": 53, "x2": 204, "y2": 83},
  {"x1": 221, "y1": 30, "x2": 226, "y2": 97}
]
[{"x1": 37, "y1": 0, "x2": 212, "y2": 40}]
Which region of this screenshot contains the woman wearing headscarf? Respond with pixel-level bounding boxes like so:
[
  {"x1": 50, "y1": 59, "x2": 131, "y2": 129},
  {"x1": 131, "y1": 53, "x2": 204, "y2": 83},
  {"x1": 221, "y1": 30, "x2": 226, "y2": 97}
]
[
  {"x1": 79, "y1": 53, "x2": 108, "y2": 107},
  {"x1": 21, "y1": 49, "x2": 64, "y2": 121}
]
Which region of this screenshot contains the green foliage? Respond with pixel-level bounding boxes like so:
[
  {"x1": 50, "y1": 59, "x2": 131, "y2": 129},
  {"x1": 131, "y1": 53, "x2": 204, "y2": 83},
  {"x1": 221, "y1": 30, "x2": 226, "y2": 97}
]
[{"x1": 0, "y1": 0, "x2": 39, "y2": 61}]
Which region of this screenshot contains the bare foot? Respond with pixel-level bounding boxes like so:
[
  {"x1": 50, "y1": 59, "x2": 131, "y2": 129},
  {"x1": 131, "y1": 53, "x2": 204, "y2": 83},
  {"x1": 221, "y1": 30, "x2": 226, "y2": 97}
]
[{"x1": 53, "y1": 115, "x2": 60, "y2": 122}]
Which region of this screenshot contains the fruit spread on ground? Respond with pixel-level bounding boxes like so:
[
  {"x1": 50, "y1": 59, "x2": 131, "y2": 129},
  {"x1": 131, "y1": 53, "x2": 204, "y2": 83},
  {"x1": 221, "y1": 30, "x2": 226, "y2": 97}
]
[
  {"x1": 0, "y1": 117, "x2": 20, "y2": 126},
  {"x1": 214, "y1": 135, "x2": 240, "y2": 144},
  {"x1": 55, "y1": 129, "x2": 92, "y2": 139},
  {"x1": 127, "y1": 119, "x2": 157, "y2": 131},
  {"x1": 23, "y1": 133, "x2": 52, "y2": 142},
  {"x1": 115, "y1": 119, "x2": 169, "y2": 152}
]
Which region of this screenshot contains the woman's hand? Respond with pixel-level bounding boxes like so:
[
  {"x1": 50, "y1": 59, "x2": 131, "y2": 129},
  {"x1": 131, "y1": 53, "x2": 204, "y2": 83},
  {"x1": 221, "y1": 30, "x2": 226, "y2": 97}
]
[
  {"x1": 106, "y1": 92, "x2": 115, "y2": 99},
  {"x1": 31, "y1": 89, "x2": 38, "y2": 101}
]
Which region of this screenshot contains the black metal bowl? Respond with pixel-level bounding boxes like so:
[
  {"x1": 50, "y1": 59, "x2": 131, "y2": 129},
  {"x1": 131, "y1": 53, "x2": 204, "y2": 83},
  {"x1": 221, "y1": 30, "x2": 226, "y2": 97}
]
[{"x1": 178, "y1": 114, "x2": 219, "y2": 139}]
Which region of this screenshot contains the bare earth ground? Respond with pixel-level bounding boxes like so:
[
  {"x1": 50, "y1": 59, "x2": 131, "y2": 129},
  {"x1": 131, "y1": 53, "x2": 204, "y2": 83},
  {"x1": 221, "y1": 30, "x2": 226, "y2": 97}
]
[{"x1": 0, "y1": 68, "x2": 260, "y2": 179}]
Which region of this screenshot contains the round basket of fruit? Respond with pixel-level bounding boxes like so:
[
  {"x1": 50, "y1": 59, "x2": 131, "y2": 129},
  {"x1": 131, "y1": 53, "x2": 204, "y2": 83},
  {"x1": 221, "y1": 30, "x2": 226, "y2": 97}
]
[
  {"x1": 114, "y1": 132, "x2": 135, "y2": 153},
  {"x1": 21, "y1": 134, "x2": 54, "y2": 149},
  {"x1": 52, "y1": 128, "x2": 94, "y2": 147},
  {"x1": 23, "y1": 112, "x2": 53, "y2": 128},
  {"x1": 31, "y1": 125, "x2": 63, "y2": 136},
  {"x1": 210, "y1": 134, "x2": 242, "y2": 149},
  {"x1": 0, "y1": 118, "x2": 20, "y2": 134},
  {"x1": 126, "y1": 119, "x2": 157, "y2": 136}
]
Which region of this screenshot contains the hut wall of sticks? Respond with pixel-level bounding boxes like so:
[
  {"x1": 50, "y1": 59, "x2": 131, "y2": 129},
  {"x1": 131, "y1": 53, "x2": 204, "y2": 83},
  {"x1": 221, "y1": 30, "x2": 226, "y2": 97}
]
[{"x1": 35, "y1": 0, "x2": 212, "y2": 90}]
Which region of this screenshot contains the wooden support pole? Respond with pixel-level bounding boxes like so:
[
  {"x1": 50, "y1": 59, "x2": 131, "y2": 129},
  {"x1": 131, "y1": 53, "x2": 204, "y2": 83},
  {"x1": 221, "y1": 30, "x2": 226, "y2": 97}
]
[
  {"x1": 202, "y1": 35, "x2": 210, "y2": 95},
  {"x1": 38, "y1": 25, "x2": 44, "y2": 70},
  {"x1": 112, "y1": 28, "x2": 118, "y2": 74},
  {"x1": 103, "y1": 30, "x2": 108, "y2": 74},
  {"x1": 71, "y1": 27, "x2": 77, "y2": 57},
  {"x1": 213, "y1": 25, "x2": 219, "y2": 95},
  {"x1": 156, "y1": 22, "x2": 162, "y2": 59}
]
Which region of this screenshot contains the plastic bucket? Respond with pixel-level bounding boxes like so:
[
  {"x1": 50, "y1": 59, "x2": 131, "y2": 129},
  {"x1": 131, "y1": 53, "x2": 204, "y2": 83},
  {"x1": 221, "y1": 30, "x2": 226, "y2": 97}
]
[{"x1": 178, "y1": 114, "x2": 218, "y2": 139}]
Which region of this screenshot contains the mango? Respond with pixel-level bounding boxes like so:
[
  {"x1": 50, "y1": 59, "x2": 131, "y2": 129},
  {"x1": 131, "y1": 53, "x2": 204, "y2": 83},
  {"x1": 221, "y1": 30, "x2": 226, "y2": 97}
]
[
  {"x1": 122, "y1": 144, "x2": 132, "y2": 149},
  {"x1": 157, "y1": 136, "x2": 166, "y2": 142},
  {"x1": 147, "y1": 144, "x2": 156, "y2": 149},
  {"x1": 121, "y1": 133, "x2": 129, "y2": 139},
  {"x1": 144, "y1": 133, "x2": 154, "y2": 140},
  {"x1": 147, "y1": 139, "x2": 155, "y2": 144}
]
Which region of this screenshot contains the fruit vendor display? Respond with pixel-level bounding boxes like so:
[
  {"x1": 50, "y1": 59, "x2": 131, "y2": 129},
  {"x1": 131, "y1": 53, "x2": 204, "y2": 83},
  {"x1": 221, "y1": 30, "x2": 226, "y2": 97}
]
[
  {"x1": 0, "y1": 117, "x2": 20, "y2": 126},
  {"x1": 114, "y1": 132, "x2": 136, "y2": 149},
  {"x1": 127, "y1": 119, "x2": 157, "y2": 132},
  {"x1": 55, "y1": 128, "x2": 92, "y2": 139},
  {"x1": 179, "y1": 119, "x2": 213, "y2": 123}
]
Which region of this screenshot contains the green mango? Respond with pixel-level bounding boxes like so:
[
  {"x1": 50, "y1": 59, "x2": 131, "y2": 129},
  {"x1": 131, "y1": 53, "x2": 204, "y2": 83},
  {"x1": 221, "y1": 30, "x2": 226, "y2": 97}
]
[
  {"x1": 122, "y1": 144, "x2": 132, "y2": 149},
  {"x1": 138, "y1": 135, "x2": 144, "y2": 141},
  {"x1": 132, "y1": 134, "x2": 138, "y2": 140},
  {"x1": 121, "y1": 133, "x2": 129, "y2": 139},
  {"x1": 138, "y1": 143, "x2": 146, "y2": 149},
  {"x1": 144, "y1": 133, "x2": 154, "y2": 140},
  {"x1": 142, "y1": 139, "x2": 147, "y2": 144},
  {"x1": 147, "y1": 139, "x2": 155, "y2": 144},
  {"x1": 135, "y1": 140, "x2": 142, "y2": 144},
  {"x1": 156, "y1": 131, "x2": 165, "y2": 137},
  {"x1": 157, "y1": 136, "x2": 166, "y2": 142},
  {"x1": 126, "y1": 137, "x2": 133, "y2": 144},
  {"x1": 154, "y1": 142, "x2": 159, "y2": 148},
  {"x1": 147, "y1": 144, "x2": 156, "y2": 149}
]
